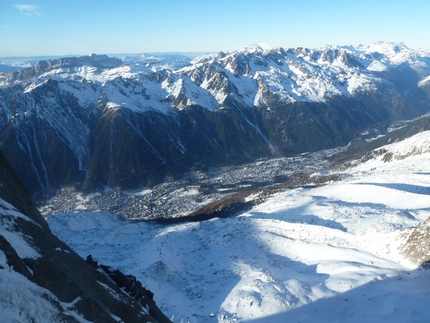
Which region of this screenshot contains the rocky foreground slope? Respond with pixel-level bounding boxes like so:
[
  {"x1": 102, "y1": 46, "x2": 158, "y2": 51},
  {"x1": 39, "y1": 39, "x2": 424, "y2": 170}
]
[
  {"x1": 1, "y1": 42, "x2": 430, "y2": 199},
  {"x1": 0, "y1": 150, "x2": 171, "y2": 322}
]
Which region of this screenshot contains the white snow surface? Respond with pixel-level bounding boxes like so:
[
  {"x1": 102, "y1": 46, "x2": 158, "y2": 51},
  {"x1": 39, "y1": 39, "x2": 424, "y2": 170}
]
[
  {"x1": 47, "y1": 131, "x2": 430, "y2": 323},
  {"x1": 0, "y1": 199, "x2": 41, "y2": 259},
  {"x1": 5, "y1": 42, "x2": 430, "y2": 114},
  {"x1": 419, "y1": 75, "x2": 430, "y2": 87},
  {"x1": 0, "y1": 199, "x2": 92, "y2": 322},
  {"x1": 0, "y1": 261, "x2": 92, "y2": 323}
]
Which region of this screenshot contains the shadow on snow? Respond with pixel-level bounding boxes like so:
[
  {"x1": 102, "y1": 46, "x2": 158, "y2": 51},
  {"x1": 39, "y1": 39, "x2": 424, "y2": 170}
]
[
  {"x1": 356, "y1": 182, "x2": 429, "y2": 195},
  {"x1": 245, "y1": 266, "x2": 430, "y2": 323}
]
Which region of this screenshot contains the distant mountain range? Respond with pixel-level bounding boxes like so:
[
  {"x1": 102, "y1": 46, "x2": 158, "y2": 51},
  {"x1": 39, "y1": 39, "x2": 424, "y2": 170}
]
[{"x1": 1, "y1": 42, "x2": 430, "y2": 199}]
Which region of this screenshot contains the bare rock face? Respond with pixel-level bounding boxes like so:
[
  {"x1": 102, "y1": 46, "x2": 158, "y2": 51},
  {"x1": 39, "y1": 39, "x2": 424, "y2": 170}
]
[{"x1": 401, "y1": 217, "x2": 430, "y2": 268}]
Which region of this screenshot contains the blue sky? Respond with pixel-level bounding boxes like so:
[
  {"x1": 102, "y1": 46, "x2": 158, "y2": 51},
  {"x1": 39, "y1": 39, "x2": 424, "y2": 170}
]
[{"x1": 1, "y1": 0, "x2": 430, "y2": 57}]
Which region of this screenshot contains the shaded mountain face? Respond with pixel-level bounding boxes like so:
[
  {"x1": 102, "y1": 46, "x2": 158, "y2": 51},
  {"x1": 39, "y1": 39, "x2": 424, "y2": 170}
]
[
  {"x1": 1, "y1": 42, "x2": 430, "y2": 199},
  {"x1": 0, "y1": 151, "x2": 171, "y2": 323}
]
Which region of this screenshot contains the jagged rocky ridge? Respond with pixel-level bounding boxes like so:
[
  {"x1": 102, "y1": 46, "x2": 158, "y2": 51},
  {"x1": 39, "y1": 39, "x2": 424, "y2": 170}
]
[
  {"x1": 0, "y1": 150, "x2": 171, "y2": 322},
  {"x1": 1, "y1": 42, "x2": 430, "y2": 199}
]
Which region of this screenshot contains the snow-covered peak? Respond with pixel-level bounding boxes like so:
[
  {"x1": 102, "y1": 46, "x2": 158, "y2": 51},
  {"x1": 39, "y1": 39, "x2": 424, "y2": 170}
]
[
  {"x1": 189, "y1": 53, "x2": 217, "y2": 66},
  {"x1": 238, "y1": 42, "x2": 275, "y2": 55},
  {"x1": 344, "y1": 41, "x2": 429, "y2": 65},
  {"x1": 3, "y1": 41, "x2": 430, "y2": 115},
  {"x1": 367, "y1": 41, "x2": 409, "y2": 53}
]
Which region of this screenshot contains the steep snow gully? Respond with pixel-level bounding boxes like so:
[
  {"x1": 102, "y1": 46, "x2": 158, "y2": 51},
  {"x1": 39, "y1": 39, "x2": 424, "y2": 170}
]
[{"x1": 48, "y1": 131, "x2": 430, "y2": 323}]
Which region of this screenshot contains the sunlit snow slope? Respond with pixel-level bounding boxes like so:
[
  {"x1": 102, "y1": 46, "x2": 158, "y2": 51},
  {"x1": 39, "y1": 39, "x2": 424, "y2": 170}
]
[{"x1": 48, "y1": 131, "x2": 430, "y2": 323}]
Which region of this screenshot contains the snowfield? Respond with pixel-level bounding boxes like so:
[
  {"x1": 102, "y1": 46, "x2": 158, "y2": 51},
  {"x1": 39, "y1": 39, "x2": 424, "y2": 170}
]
[{"x1": 47, "y1": 131, "x2": 430, "y2": 323}]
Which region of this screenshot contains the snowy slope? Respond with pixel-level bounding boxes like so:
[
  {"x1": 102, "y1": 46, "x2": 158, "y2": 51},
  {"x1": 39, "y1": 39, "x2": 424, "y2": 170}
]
[
  {"x1": 0, "y1": 195, "x2": 171, "y2": 323},
  {"x1": 0, "y1": 148, "x2": 171, "y2": 323},
  {"x1": 0, "y1": 198, "x2": 91, "y2": 323},
  {"x1": 47, "y1": 131, "x2": 430, "y2": 323},
  {"x1": 0, "y1": 254, "x2": 92, "y2": 323},
  {"x1": 3, "y1": 42, "x2": 429, "y2": 113}
]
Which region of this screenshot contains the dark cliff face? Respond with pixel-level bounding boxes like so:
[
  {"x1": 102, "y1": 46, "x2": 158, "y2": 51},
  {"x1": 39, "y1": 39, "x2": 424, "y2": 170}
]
[
  {"x1": 2, "y1": 84, "x2": 423, "y2": 199},
  {"x1": 0, "y1": 148, "x2": 47, "y2": 229},
  {"x1": 0, "y1": 151, "x2": 171, "y2": 323},
  {"x1": 1, "y1": 46, "x2": 430, "y2": 199},
  {"x1": 85, "y1": 103, "x2": 273, "y2": 190}
]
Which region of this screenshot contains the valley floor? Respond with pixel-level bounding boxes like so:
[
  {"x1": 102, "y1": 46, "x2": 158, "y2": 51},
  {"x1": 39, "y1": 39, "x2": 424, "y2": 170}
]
[
  {"x1": 40, "y1": 147, "x2": 340, "y2": 220},
  {"x1": 47, "y1": 135, "x2": 430, "y2": 323}
]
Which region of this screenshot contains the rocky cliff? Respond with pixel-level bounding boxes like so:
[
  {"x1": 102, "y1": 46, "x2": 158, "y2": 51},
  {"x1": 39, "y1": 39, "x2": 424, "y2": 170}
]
[{"x1": 0, "y1": 150, "x2": 171, "y2": 322}]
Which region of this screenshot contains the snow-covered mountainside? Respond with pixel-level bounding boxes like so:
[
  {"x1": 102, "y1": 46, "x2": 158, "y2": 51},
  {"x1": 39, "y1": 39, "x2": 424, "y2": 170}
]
[
  {"x1": 0, "y1": 150, "x2": 171, "y2": 323},
  {"x1": 0, "y1": 61, "x2": 31, "y2": 73},
  {"x1": 47, "y1": 129, "x2": 430, "y2": 322},
  {"x1": 1, "y1": 42, "x2": 430, "y2": 198}
]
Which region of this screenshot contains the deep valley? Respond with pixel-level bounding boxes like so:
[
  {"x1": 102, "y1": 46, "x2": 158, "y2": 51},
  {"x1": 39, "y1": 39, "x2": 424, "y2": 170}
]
[{"x1": 2, "y1": 41, "x2": 430, "y2": 323}]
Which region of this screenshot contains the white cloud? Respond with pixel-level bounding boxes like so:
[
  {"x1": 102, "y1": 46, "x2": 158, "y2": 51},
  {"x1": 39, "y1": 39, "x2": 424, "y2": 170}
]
[{"x1": 14, "y1": 4, "x2": 41, "y2": 16}]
